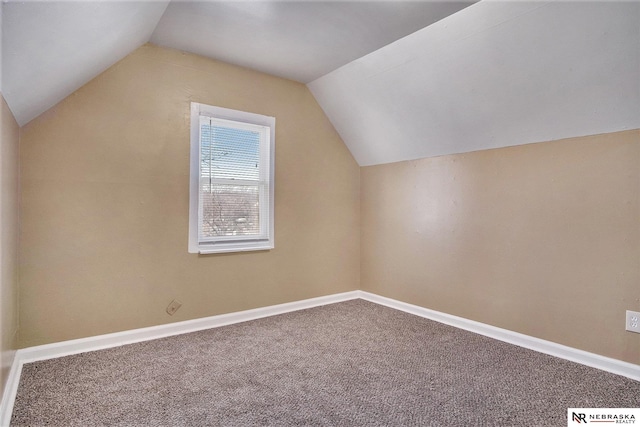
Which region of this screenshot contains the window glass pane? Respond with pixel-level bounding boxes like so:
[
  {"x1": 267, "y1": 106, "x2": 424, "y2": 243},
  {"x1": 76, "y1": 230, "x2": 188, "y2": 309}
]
[
  {"x1": 200, "y1": 183, "x2": 260, "y2": 238},
  {"x1": 200, "y1": 124, "x2": 260, "y2": 181}
]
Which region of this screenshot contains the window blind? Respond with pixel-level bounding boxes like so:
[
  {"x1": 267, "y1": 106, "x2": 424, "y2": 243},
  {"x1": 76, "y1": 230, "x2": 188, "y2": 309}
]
[{"x1": 198, "y1": 116, "x2": 270, "y2": 243}]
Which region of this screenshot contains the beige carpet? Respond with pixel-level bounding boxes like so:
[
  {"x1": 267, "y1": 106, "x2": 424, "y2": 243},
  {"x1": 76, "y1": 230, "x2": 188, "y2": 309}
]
[{"x1": 11, "y1": 299, "x2": 640, "y2": 426}]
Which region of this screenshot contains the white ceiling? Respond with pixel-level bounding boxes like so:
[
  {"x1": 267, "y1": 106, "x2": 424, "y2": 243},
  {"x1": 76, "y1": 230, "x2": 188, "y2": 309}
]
[
  {"x1": 1, "y1": 1, "x2": 171, "y2": 126},
  {"x1": 150, "y1": 1, "x2": 474, "y2": 84},
  {"x1": 1, "y1": 0, "x2": 472, "y2": 127},
  {"x1": 2, "y1": 1, "x2": 638, "y2": 166},
  {"x1": 310, "y1": 1, "x2": 640, "y2": 166}
]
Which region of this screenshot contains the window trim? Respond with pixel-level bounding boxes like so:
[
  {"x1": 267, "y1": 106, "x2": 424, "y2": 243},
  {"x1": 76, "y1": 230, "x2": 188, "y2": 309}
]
[{"x1": 188, "y1": 102, "x2": 275, "y2": 254}]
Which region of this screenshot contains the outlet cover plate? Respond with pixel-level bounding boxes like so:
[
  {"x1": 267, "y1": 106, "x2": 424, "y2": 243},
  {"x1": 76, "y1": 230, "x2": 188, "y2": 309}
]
[
  {"x1": 166, "y1": 299, "x2": 182, "y2": 316},
  {"x1": 626, "y1": 310, "x2": 640, "y2": 333}
]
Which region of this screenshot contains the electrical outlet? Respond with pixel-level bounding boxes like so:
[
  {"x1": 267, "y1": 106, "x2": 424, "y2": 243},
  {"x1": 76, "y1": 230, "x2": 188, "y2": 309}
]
[
  {"x1": 166, "y1": 299, "x2": 182, "y2": 316},
  {"x1": 626, "y1": 310, "x2": 640, "y2": 334}
]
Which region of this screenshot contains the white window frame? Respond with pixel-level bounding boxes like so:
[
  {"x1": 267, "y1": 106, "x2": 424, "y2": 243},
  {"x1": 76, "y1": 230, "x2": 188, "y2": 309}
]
[{"x1": 189, "y1": 102, "x2": 275, "y2": 254}]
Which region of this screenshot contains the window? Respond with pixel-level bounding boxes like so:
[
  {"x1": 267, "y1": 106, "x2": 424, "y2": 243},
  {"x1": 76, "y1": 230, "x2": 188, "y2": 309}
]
[{"x1": 189, "y1": 103, "x2": 275, "y2": 254}]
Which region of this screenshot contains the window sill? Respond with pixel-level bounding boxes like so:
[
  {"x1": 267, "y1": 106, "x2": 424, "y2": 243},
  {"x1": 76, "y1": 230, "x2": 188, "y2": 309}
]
[{"x1": 194, "y1": 242, "x2": 274, "y2": 255}]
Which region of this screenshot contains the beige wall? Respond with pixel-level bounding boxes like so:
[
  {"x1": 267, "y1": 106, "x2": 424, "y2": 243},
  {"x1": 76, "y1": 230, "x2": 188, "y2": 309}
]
[
  {"x1": 361, "y1": 129, "x2": 640, "y2": 364},
  {"x1": 0, "y1": 94, "x2": 20, "y2": 397},
  {"x1": 18, "y1": 44, "x2": 360, "y2": 347},
  {"x1": 12, "y1": 43, "x2": 640, "y2": 366}
]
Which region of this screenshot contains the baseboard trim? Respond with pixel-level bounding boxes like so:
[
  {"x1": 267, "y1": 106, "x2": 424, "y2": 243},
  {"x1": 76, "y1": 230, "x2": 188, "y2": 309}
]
[
  {"x1": 0, "y1": 350, "x2": 18, "y2": 427},
  {"x1": 0, "y1": 291, "x2": 360, "y2": 426},
  {"x1": 358, "y1": 291, "x2": 640, "y2": 382},
  {"x1": 2, "y1": 290, "x2": 638, "y2": 426}
]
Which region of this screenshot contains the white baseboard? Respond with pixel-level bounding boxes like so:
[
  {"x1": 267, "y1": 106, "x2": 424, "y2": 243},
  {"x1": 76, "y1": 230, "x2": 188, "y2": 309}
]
[
  {"x1": 15, "y1": 291, "x2": 361, "y2": 364},
  {"x1": 0, "y1": 349, "x2": 18, "y2": 427},
  {"x1": 0, "y1": 291, "x2": 359, "y2": 426},
  {"x1": 1, "y1": 290, "x2": 638, "y2": 426},
  {"x1": 358, "y1": 291, "x2": 640, "y2": 382}
]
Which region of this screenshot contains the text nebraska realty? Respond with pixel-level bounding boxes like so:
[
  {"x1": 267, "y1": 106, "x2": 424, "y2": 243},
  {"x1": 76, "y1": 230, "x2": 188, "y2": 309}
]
[{"x1": 574, "y1": 413, "x2": 636, "y2": 424}]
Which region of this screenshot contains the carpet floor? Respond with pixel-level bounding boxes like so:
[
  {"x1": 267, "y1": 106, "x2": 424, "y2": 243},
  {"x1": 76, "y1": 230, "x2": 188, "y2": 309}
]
[{"x1": 10, "y1": 299, "x2": 640, "y2": 426}]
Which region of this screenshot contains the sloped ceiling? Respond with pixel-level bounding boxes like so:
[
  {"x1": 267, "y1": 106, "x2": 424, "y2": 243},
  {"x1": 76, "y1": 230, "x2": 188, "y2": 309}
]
[
  {"x1": 149, "y1": 1, "x2": 474, "y2": 83},
  {"x1": 2, "y1": 1, "x2": 638, "y2": 166},
  {"x1": 309, "y1": 1, "x2": 640, "y2": 166},
  {"x1": 1, "y1": 0, "x2": 472, "y2": 126},
  {"x1": 1, "y1": 1, "x2": 171, "y2": 126}
]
